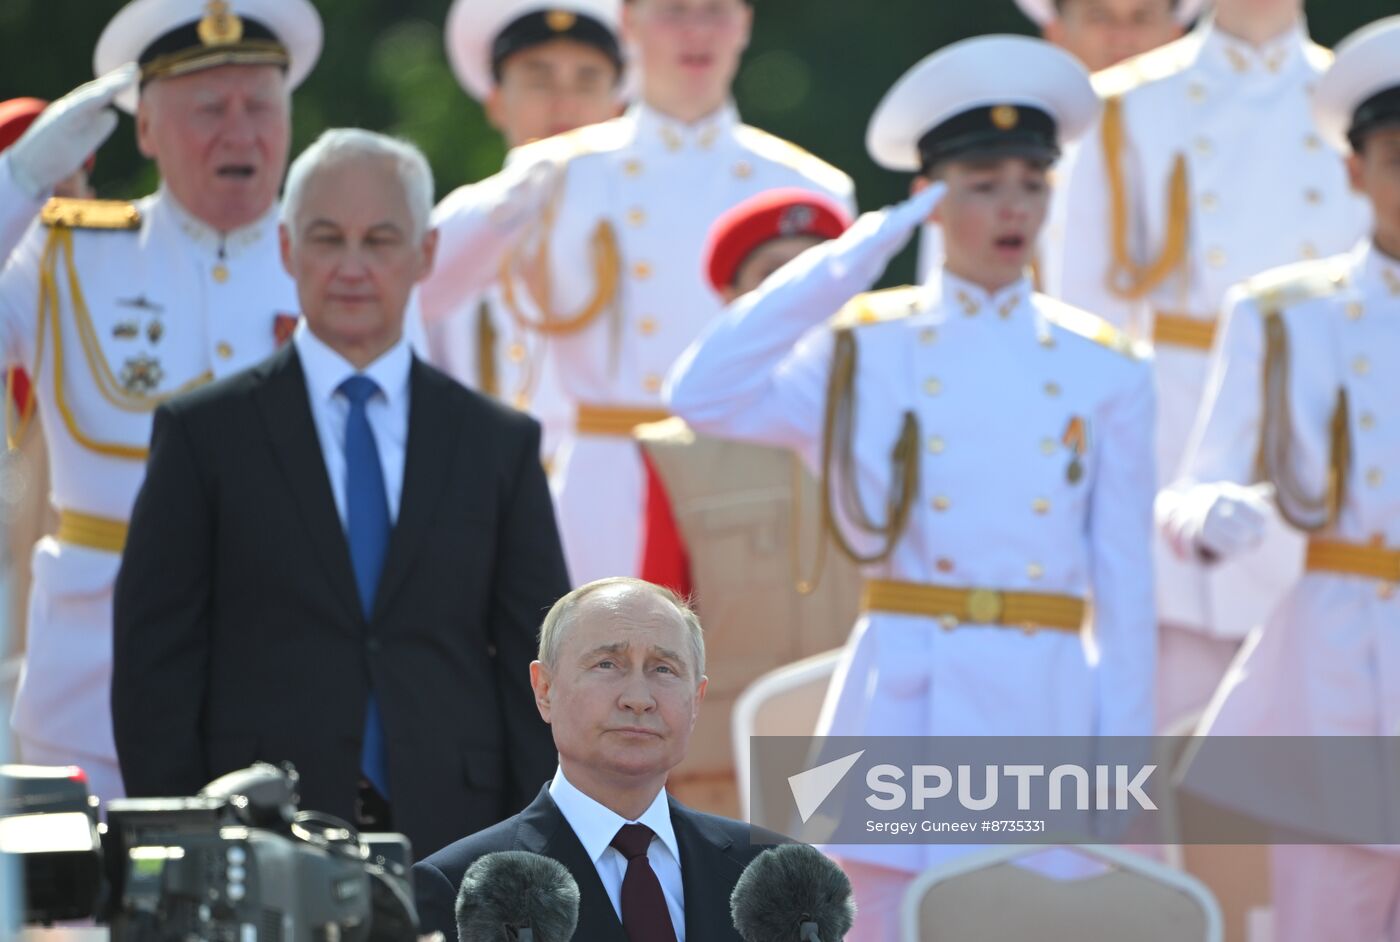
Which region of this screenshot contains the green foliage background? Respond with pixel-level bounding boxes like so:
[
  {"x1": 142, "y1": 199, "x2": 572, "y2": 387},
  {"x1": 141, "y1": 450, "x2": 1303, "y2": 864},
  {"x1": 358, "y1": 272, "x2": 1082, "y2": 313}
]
[{"x1": 2, "y1": 0, "x2": 1397, "y2": 280}]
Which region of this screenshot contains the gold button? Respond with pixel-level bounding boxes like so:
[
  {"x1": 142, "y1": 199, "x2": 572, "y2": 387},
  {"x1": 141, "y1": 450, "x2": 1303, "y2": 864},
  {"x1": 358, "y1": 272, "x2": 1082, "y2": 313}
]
[
  {"x1": 936, "y1": 557, "x2": 954, "y2": 574},
  {"x1": 638, "y1": 317, "x2": 658, "y2": 336},
  {"x1": 1207, "y1": 248, "x2": 1227, "y2": 268},
  {"x1": 1033, "y1": 498, "x2": 1051, "y2": 515},
  {"x1": 1040, "y1": 438, "x2": 1058, "y2": 456},
  {"x1": 643, "y1": 373, "x2": 662, "y2": 393},
  {"x1": 1367, "y1": 467, "x2": 1384, "y2": 488},
  {"x1": 1354, "y1": 356, "x2": 1371, "y2": 377},
  {"x1": 1027, "y1": 562, "x2": 1044, "y2": 580},
  {"x1": 1347, "y1": 302, "x2": 1365, "y2": 321},
  {"x1": 1360, "y1": 411, "x2": 1376, "y2": 431},
  {"x1": 632, "y1": 261, "x2": 653, "y2": 281},
  {"x1": 627, "y1": 207, "x2": 647, "y2": 227},
  {"x1": 967, "y1": 589, "x2": 1003, "y2": 624},
  {"x1": 1201, "y1": 192, "x2": 1219, "y2": 212},
  {"x1": 932, "y1": 495, "x2": 950, "y2": 512},
  {"x1": 512, "y1": 392, "x2": 530, "y2": 409},
  {"x1": 1380, "y1": 583, "x2": 1397, "y2": 602},
  {"x1": 733, "y1": 160, "x2": 753, "y2": 179},
  {"x1": 212, "y1": 263, "x2": 230, "y2": 283},
  {"x1": 939, "y1": 614, "x2": 958, "y2": 631},
  {"x1": 1194, "y1": 137, "x2": 1212, "y2": 156},
  {"x1": 919, "y1": 327, "x2": 938, "y2": 345},
  {"x1": 1305, "y1": 133, "x2": 1323, "y2": 151},
  {"x1": 1039, "y1": 334, "x2": 1057, "y2": 349},
  {"x1": 216, "y1": 341, "x2": 233, "y2": 359},
  {"x1": 927, "y1": 436, "x2": 946, "y2": 455},
  {"x1": 1188, "y1": 82, "x2": 1207, "y2": 102},
  {"x1": 1305, "y1": 189, "x2": 1323, "y2": 205},
  {"x1": 624, "y1": 159, "x2": 643, "y2": 177},
  {"x1": 1301, "y1": 243, "x2": 1319, "y2": 260},
  {"x1": 1044, "y1": 382, "x2": 1061, "y2": 398},
  {"x1": 923, "y1": 377, "x2": 942, "y2": 396}
]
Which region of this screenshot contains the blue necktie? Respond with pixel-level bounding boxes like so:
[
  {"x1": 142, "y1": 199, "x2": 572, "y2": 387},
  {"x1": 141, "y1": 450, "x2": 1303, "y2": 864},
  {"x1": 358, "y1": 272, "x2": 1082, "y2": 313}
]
[{"x1": 340, "y1": 375, "x2": 391, "y2": 799}]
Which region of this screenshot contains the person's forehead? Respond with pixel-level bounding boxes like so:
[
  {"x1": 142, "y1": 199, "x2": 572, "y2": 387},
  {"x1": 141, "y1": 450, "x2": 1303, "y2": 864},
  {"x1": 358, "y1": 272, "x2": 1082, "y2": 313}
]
[
  {"x1": 299, "y1": 157, "x2": 410, "y2": 216},
  {"x1": 504, "y1": 37, "x2": 620, "y2": 72},
  {"x1": 569, "y1": 587, "x2": 687, "y2": 643},
  {"x1": 148, "y1": 63, "x2": 286, "y2": 101}
]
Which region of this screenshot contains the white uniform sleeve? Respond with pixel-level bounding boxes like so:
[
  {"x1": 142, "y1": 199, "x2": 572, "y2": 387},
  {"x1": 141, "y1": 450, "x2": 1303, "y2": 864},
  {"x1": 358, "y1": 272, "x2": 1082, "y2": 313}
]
[
  {"x1": 1090, "y1": 357, "x2": 1158, "y2": 738},
  {"x1": 1043, "y1": 116, "x2": 1149, "y2": 337},
  {"x1": 0, "y1": 210, "x2": 45, "y2": 371},
  {"x1": 0, "y1": 155, "x2": 45, "y2": 266}
]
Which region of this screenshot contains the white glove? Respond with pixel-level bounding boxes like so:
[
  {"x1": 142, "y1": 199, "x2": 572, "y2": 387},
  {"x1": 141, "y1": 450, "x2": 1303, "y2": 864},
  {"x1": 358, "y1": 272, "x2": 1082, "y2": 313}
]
[
  {"x1": 1196, "y1": 482, "x2": 1273, "y2": 559},
  {"x1": 826, "y1": 182, "x2": 947, "y2": 284},
  {"x1": 6, "y1": 63, "x2": 137, "y2": 199}
]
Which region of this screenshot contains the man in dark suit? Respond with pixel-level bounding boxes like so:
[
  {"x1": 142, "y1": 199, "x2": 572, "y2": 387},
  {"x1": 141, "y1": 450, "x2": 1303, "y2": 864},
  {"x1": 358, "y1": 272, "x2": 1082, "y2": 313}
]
[
  {"x1": 414, "y1": 577, "x2": 779, "y2": 941},
  {"x1": 111, "y1": 128, "x2": 568, "y2": 860}
]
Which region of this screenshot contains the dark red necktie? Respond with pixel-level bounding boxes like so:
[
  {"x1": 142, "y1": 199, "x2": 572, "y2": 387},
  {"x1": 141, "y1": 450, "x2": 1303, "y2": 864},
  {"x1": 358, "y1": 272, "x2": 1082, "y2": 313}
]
[{"x1": 610, "y1": 823, "x2": 679, "y2": 942}]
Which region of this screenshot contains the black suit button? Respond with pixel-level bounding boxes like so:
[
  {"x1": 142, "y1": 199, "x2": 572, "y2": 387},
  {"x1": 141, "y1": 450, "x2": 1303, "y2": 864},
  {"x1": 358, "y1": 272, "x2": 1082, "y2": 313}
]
[{"x1": 366, "y1": 638, "x2": 382, "y2": 655}]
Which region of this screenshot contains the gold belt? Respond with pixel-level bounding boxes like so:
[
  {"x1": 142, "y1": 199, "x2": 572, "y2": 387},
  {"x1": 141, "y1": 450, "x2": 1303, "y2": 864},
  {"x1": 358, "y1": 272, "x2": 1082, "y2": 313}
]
[
  {"x1": 1152, "y1": 311, "x2": 1217, "y2": 351},
  {"x1": 861, "y1": 578, "x2": 1086, "y2": 633},
  {"x1": 1305, "y1": 539, "x2": 1400, "y2": 583},
  {"x1": 576, "y1": 403, "x2": 671, "y2": 438},
  {"x1": 56, "y1": 509, "x2": 127, "y2": 553}
]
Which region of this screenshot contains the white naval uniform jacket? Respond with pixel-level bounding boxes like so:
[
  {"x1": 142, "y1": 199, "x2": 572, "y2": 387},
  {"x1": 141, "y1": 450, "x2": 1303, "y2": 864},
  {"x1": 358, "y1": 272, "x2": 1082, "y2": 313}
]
[
  {"x1": 1045, "y1": 20, "x2": 1370, "y2": 640},
  {"x1": 0, "y1": 185, "x2": 298, "y2": 765},
  {"x1": 503, "y1": 102, "x2": 854, "y2": 584},
  {"x1": 668, "y1": 258, "x2": 1157, "y2": 871}
]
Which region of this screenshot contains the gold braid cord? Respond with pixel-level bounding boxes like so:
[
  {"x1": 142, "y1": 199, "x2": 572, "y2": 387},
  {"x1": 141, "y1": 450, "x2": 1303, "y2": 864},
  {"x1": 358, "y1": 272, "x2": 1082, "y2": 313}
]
[
  {"x1": 1255, "y1": 310, "x2": 1350, "y2": 531},
  {"x1": 474, "y1": 299, "x2": 500, "y2": 397},
  {"x1": 812, "y1": 329, "x2": 920, "y2": 587},
  {"x1": 1103, "y1": 95, "x2": 1191, "y2": 301}
]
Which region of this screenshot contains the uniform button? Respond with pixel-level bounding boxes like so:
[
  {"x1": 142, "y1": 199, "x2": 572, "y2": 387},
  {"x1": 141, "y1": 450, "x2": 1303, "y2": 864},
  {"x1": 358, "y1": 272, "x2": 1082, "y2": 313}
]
[
  {"x1": 733, "y1": 160, "x2": 753, "y2": 179},
  {"x1": 366, "y1": 637, "x2": 382, "y2": 654},
  {"x1": 624, "y1": 159, "x2": 643, "y2": 177},
  {"x1": 627, "y1": 207, "x2": 647, "y2": 227},
  {"x1": 638, "y1": 317, "x2": 658, "y2": 336},
  {"x1": 512, "y1": 392, "x2": 530, "y2": 409},
  {"x1": 1188, "y1": 82, "x2": 1207, "y2": 102},
  {"x1": 1347, "y1": 302, "x2": 1365, "y2": 321},
  {"x1": 1043, "y1": 382, "x2": 1061, "y2": 398},
  {"x1": 1360, "y1": 411, "x2": 1376, "y2": 431},
  {"x1": 932, "y1": 496, "x2": 951, "y2": 512},
  {"x1": 1032, "y1": 498, "x2": 1051, "y2": 515},
  {"x1": 1194, "y1": 137, "x2": 1213, "y2": 156},
  {"x1": 1304, "y1": 189, "x2": 1323, "y2": 205},
  {"x1": 212, "y1": 263, "x2": 230, "y2": 284},
  {"x1": 1039, "y1": 334, "x2": 1057, "y2": 349},
  {"x1": 1380, "y1": 583, "x2": 1397, "y2": 602},
  {"x1": 632, "y1": 261, "x2": 653, "y2": 281},
  {"x1": 1026, "y1": 562, "x2": 1044, "y2": 580},
  {"x1": 1040, "y1": 438, "x2": 1058, "y2": 456},
  {"x1": 919, "y1": 327, "x2": 938, "y2": 345},
  {"x1": 1207, "y1": 248, "x2": 1227, "y2": 268},
  {"x1": 1367, "y1": 467, "x2": 1384, "y2": 488},
  {"x1": 927, "y1": 436, "x2": 946, "y2": 455},
  {"x1": 923, "y1": 377, "x2": 942, "y2": 396},
  {"x1": 1354, "y1": 356, "x2": 1371, "y2": 377},
  {"x1": 507, "y1": 342, "x2": 527, "y2": 363},
  {"x1": 939, "y1": 614, "x2": 958, "y2": 631},
  {"x1": 1201, "y1": 192, "x2": 1219, "y2": 212},
  {"x1": 216, "y1": 341, "x2": 233, "y2": 360},
  {"x1": 936, "y1": 557, "x2": 954, "y2": 574},
  {"x1": 643, "y1": 373, "x2": 663, "y2": 394},
  {"x1": 1304, "y1": 133, "x2": 1323, "y2": 151},
  {"x1": 1300, "y1": 242, "x2": 1319, "y2": 260}
]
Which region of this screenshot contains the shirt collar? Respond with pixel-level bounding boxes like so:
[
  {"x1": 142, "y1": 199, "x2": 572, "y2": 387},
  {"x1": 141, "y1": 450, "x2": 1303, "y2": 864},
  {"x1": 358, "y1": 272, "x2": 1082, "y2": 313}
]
[
  {"x1": 154, "y1": 186, "x2": 278, "y2": 259},
  {"x1": 1358, "y1": 240, "x2": 1400, "y2": 302},
  {"x1": 549, "y1": 767, "x2": 680, "y2": 866},
  {"x1": 1196, "y1": 16, "x2": 1310, "y2": 81},
  {"x1": 936, "y1": 268, "x2": 1034, "y2": 322},
  {"x1": 292, "y1": 319, "x2": 413, "y2": 409},
  {"x1": 627, "y1": 100, "x2": 739, "y2": 154}
]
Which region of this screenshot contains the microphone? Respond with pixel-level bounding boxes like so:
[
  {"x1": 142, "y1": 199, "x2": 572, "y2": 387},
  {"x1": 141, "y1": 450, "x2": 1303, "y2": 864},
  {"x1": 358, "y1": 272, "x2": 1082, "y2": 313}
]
[
  {"x1": 454, "y1": 850, "x2": 581, "y2": 942},
  {"x1": 731, "y1": 844, "x2": 856, "y2": 942}
]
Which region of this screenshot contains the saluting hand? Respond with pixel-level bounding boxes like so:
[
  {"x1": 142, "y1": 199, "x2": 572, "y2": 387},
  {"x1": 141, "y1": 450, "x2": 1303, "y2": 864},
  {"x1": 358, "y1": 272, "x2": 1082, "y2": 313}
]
[{"x1": 6, "y1": 62, "x2": 138, "y2": 199}]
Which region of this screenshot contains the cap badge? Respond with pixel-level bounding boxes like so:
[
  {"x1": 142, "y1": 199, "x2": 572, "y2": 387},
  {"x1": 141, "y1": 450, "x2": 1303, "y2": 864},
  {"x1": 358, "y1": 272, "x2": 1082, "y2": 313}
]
[
  {"x1": 197, "y1": 0, "x2": 244, "y2": 46},
  {"x1": 778, "y1": 205, "x2": 815, "y2": 236},
  {"x1": 991, "y1": 105, "x2": 1020, "y2": 131},
  {"x1": 546, "y1": 10, "x2": 578, "y2": 32}
]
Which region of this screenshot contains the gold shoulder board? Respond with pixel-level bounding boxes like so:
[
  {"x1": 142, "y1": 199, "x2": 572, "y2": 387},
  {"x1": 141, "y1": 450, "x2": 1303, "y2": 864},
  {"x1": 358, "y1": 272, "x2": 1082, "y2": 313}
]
[
  {"x1": 41, "y1": 197, "x2": 141, "y2": 231},
  {"x1": 829, "y1": 286, "x2": 924, "y2": 329},
  {"x1": 1047, "y1": 305, "x2": 1141, "y2": 359}
]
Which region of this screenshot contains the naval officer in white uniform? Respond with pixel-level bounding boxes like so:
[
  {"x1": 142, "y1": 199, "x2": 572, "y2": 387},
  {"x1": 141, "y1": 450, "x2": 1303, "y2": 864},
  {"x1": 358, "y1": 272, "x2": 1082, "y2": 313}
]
[
  {"x1": 0, "y1": 0, "x2": 321, "y2": 802},
  {"x1": 668, "y1": 36, "x2": 1156, "y2": 940},
  {"x1": 1044, "y1": 0, "x2": 1371, "y2": 729},
  {"x1": 1163, "y1": 17, "x2": 1400, "y2": 939}
]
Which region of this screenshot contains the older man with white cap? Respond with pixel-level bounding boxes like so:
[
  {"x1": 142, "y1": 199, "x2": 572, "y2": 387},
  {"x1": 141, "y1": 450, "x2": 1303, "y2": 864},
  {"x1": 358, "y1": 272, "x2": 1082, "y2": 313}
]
[
  {"x1": 0, "y1": 0, "x2": 320, "y2": 802},
  {"x1": 669, "y1": 36, "x2": 1156, "y2": 939},
  {"x1": 1162, "y1": 16, "x2": 1400, "y2": 940},
  {"x1": 1044, "y1": 0, "x2": 1372, "y2": 732},
  {"x1": 418, "y1": 0, "x2": 628, "y2": 458}
]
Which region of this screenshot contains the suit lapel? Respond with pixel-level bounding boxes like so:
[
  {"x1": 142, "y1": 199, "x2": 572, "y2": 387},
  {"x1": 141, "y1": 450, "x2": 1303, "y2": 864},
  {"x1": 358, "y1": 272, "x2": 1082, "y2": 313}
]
[
  {"x1": 371, "y1": 358, "x2": 461, "y2": 622},
  {"x1": 673, "y1": 800, "x2": 745, "y2": 941},
  {"x1": 253, "y1": 346, "x2": 361, "y2": 626},
  {"x1": 515, "y1": 787, "x2": 628, "y2": 942}
]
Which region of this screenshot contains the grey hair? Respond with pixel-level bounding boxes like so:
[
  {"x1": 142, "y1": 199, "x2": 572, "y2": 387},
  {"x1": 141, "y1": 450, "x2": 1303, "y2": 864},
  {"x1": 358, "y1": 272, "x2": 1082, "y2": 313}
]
[
  {"x1": 538, "y1": 577, "x2": 706, "y2": 680},
  {"x1": 280, "y1": 128, "x2": 434, "y2": 240}
]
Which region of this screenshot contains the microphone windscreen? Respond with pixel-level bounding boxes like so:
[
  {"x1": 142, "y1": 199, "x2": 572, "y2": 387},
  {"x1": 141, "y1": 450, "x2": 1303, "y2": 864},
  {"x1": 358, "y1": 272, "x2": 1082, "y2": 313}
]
[
  {"x1": 454, "y1": 851, "x2": 581, "y2": 942},
  {"x1": 731, "y1": 844, "x2": 856, "y2": 942}
]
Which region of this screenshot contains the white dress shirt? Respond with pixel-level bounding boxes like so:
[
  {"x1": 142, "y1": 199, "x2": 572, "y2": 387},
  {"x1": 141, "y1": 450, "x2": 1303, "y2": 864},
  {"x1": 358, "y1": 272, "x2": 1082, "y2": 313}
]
[
  {"x1": 548, "y1": 766, "x2": 685, "y2": 939},
  {"x1": 292, "y1": 321, "x2": 412, "y2": 525}
]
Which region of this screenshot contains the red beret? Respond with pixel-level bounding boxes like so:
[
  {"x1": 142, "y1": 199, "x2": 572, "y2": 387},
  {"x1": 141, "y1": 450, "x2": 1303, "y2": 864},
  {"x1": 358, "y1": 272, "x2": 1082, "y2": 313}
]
[
  {"x1": 0, "y1": 98, "x2": 97, "y2": 173},
  {"x1": 704, "y1": 187, "x2": 851, "y2": 294}
]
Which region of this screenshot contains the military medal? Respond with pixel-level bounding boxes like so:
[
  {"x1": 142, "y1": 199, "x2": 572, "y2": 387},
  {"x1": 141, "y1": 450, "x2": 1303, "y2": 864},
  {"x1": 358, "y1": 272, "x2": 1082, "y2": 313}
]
[
  {"x1": 112, "y1": 321, "x2": 139, "y2": 339},
  {"x1": 1062, "y1": 416, "x2": 1088, "y2": 485},
  {"x1": 120, "y1": 355, "x2": 165, "y2": 395},
  {"x1": 146, "y1": 320, "x2": 164, "y2": 344}
]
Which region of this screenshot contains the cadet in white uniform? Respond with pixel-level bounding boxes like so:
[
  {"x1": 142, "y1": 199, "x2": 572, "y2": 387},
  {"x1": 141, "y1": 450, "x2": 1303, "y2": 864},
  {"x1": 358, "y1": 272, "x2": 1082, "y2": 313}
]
[
  {"x1": 668, "y1": 37, "x2": 1156, "y2": 941},
  {"x1": 418, "y1": 0, "x2": 628, "y2": 458},
  {"x1": 495, "y1": 0, "x2": 854, "y2": 584},
  {"x1": 1162, "y1": 18, "x2": 1400, "y2": 939},
  {"x1": 0, "y1": 0, "x2": 321, "y2": 802},
  {"x1": 1045, "y1": 0, "x2": 1371, "y2": 728}
]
